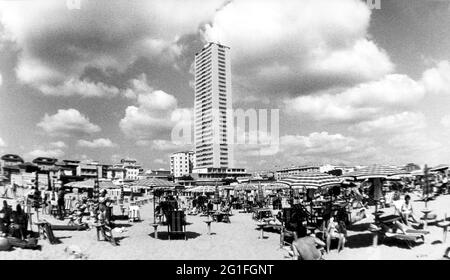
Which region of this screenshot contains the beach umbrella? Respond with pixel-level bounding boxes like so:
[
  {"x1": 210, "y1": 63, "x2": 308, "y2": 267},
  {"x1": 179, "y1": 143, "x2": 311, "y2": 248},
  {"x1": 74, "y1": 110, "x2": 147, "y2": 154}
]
[
  {"x1": 277, "y1": 172, "x2": 340, "y2": 190},
  {"x1": 430, "y1": 164, "x2": 450, "y2": 172},
  {"x1": 343, "y1": 164, "x2": 406, "y2": 180}
]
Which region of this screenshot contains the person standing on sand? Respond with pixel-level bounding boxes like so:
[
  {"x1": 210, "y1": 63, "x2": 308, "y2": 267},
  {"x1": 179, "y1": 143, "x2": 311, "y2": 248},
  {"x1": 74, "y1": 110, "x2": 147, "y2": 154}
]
[
  {"x1": 2, "y1": 184, "x2": 9, "y2": 198},
  {"x1": 57, "y1": 188, "x2": 66, "y2": 220}
]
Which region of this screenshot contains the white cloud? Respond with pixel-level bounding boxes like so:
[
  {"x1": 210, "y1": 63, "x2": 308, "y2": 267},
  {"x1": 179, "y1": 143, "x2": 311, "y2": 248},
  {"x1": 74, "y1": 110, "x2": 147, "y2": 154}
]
[
  {"x1": 350, "y1": 112, "x2": 426, "y2": 134},
  {"x1": 286, "y1": 74, "x2": 425, "y2": 122},
  {"x1": 49, "y1": 141, "x2": 67, "y2": 148},
  {"x1": 204, "y1": 0, "x2": 394, "y2": 93},
  {"x1": 27, "y1": 148, "x2": 65, "y2": 159},
  {"x1": 151, "y1": 139, "x2": 190, "y2": 152},
  {"x1": 441, "y1": 115, "x2": 450, "y2": 128},
  {"x1": 280, "y1": 132, "x2": 362, "y2": 156},
  {"x1": 0, "y1": 0, "x2": 224, "y2": 94},
  {"x1": 37, "y1": 108, "x2": 101, "y2": 136},
  {"x1": 239, "y1": 131, "x2": 364, "y2": 158},
  {"x1": 421, "y1": 60, "x2": 450, "y2": 95},
  {"x1": 119, "y1": 75, "x2": 192, "y2": 141},
  {"x1": 387, "y1": 132, "x2": 443, "y2": 160},
  {"x1": 77, "y1": 138, "x2": 117, "y2": 148},
  {"x1": 0, "y1": 73, "x2": 2, "y2": 86},
  {"x1": 39, "y1": 78, "x2": 121, "y2": 98},
  {"x1": 154, "y1": 158, "x2": 166, "y2": 165},
  {"x1": 0, "y1": 137, "x2": 5, "y2": 147}
]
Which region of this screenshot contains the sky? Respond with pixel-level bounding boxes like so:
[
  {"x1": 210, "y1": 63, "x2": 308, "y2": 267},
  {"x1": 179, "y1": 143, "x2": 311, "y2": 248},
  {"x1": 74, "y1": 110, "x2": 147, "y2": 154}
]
[{"x1": 0, "y1": 0, "x2": 450, "y2": 171}]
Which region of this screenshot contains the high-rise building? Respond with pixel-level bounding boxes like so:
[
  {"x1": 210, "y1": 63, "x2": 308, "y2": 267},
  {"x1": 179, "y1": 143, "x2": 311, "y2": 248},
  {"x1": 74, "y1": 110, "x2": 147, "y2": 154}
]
[
  {"x1": 194, "y1": 42, "x2": 233, "y2": 169},
  {"x1": 170, "y1": 151, "x2": 195, "y2": 178}
]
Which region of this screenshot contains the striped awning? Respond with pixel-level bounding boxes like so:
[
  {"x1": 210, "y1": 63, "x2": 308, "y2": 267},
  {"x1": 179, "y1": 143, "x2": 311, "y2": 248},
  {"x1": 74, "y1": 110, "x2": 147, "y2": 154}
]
[
  {"x1": 277, "y1": 172, "x2": 340, "y2": 189},
  {"x1": 343, "y1": 165, "x2": 407, "y2": 180}
]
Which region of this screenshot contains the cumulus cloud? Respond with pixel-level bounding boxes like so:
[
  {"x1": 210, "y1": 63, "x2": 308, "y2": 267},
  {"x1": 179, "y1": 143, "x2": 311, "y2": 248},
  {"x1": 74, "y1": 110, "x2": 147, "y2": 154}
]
[
  {"x1": 49, "y1": 141, "x2": 67, "y2": 148},
  {"x1": 350, "y1": 112, "x2": 426, "y2": 134},
  {"x1": 286, "y1": 74, "x2": 425, "y2": 122},
  {"x1": 27, "y1": 148, "x2": 65, "y2": 159},
  {"x1": 119, "y1": 75, "x2": 192, "y2": 142},
  {"x1": 37, "y1": 109, "x2": 101, "y2": 136},
  {"x1": 421, "y1": 61, "x2": 450, "y2": 95},
  {"x1": 0, "y1": 0, "x2": 225, "y2": 95},
  {"x1": 239, "y1": 131, "x2": 364, "y2": 158},
  {"x1": 203, "y1": 0, "x2": 394, "y2": 94},
  {"x1": 151, "y1": 139, "x2": 190, "y2": 152},
  {"x1": 39, "y1": 78, "x2": 121, "y2": 97},
  {"x1": 77, "y1": 138, "x2": 117, "y2": 148}
]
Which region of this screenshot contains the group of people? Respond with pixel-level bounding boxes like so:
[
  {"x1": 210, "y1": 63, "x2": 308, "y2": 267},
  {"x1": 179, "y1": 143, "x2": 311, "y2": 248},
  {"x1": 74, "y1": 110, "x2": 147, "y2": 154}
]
[{"x1": 0, "y1": 200, "x2": 29, "y2": 240}]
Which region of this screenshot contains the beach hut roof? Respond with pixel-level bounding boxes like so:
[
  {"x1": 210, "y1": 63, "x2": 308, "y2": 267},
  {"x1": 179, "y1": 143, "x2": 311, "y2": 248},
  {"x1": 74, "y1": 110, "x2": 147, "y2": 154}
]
[
  {"x1": 186, "y1": 185, "x2": 216, "y2": 193},
  {"x1": 277, "y1": 172, "x2": 340, "y2": 189}
]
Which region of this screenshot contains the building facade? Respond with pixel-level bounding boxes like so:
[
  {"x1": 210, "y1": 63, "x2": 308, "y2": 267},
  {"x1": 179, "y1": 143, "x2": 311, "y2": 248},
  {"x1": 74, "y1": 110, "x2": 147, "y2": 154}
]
[
  {"x1": 194, "y1": 42, "x2": 233, "y2": 170},
  {"x1": 170, "y1": 151, "x2": 195, "y2": 178},
  {"x1": 116, "y1": 158, "x2": 142, "y2": 181}
]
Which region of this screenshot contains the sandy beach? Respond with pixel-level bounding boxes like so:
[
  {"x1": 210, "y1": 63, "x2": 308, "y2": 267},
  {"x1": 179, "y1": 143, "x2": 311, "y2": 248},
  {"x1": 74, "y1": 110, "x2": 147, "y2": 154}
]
[{"x1": 0, "y1": 190, "x2": 449, "y2": 260}]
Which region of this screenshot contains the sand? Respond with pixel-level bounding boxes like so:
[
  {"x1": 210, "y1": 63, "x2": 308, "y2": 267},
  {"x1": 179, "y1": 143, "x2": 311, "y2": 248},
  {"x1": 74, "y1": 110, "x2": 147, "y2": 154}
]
[{"x1": 0, "y1": 191, "x2": 449, "y2": 260}]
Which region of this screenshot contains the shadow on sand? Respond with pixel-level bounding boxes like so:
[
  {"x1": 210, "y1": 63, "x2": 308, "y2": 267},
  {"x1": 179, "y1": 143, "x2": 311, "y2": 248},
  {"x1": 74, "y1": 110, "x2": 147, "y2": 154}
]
[{"x1": 148, "y1": 231, "x2": 201, "y2": 240}]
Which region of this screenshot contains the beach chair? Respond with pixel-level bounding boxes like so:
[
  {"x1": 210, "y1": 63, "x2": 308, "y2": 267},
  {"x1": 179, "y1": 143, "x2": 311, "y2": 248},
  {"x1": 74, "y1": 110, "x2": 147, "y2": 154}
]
[
  {"x1": 35, "y1": 220, "x2": 60, "y2": 245},
  {"x1": 167, "y1": 210, "x2": 187, "y2": 240}
]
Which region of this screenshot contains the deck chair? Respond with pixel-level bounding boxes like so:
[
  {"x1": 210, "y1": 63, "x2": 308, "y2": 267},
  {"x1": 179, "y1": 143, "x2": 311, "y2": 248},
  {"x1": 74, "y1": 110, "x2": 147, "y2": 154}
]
[
  {"x1": 36, "y1": 221, "x2": 60, "y2": 245},
  {"x1": 167, "y1": 210, "x2": 187, "y2": 240}
]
